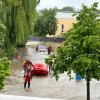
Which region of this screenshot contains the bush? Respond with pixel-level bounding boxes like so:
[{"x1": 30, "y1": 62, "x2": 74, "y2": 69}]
[{"x1": 0, "y1": 57, "x2": 11, "y2": 90}]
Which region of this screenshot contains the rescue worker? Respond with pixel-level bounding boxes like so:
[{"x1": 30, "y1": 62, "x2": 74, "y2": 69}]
[
  {"x1": 48, "y1": 60, "x2": 53, "y2": 73},
  {"x1": 47, "y1": 46, "x2": 52, "y2": 55},
  {"x1": 24, "y1": 65, "x2": 32, "y2": 89},
  {"x1": 36, "y1": 46, "x2": 38, "y2": 52},
  {"x1": 16, "y1": 52, "x2": 20, "y2": 60},
  {"x1": 22, "y1": 59, "x2": 33, "y2": 72}
]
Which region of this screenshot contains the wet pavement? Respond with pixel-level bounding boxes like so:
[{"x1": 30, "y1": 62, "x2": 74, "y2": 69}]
[
  {"x1": 0, "y1": 94, "x2": 64, "y2": 100},
  {"x1": 0, "y1": 43, "x2": 100, "y2": 100}
]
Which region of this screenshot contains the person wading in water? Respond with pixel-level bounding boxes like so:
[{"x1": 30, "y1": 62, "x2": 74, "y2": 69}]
[{"x1": 23, "y1": 65, "x2": 32, "y2": 89}]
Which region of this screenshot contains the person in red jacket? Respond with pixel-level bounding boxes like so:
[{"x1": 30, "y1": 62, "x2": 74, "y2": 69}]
[{"x1": 24, "y1": 65, "x2": 32, "y2": 89}]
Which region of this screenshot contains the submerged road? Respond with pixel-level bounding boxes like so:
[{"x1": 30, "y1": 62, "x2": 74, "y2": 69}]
[{"x1": 0, "y1": 44, "x2": 100, "y2": 100}]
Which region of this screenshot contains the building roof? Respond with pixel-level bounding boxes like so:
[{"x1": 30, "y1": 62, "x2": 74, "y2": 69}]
[{"x1": 56, "y1": 12, "x2": 75, "y2": 19}]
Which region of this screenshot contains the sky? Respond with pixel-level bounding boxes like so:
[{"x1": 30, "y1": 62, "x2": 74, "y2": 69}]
[{"x1": 37, "y1": 0, "x2": 100, "y2": 10}]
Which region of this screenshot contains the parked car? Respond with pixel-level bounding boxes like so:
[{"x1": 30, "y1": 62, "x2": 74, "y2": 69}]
[
  {"x1": 31, "y1": 63, "x2": 48, "y2": 75},
  {"x1": 36, "y1": 45, "x2": 47, "y2": 52}
]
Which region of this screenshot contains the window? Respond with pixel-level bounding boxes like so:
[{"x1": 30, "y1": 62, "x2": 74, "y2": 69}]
[
  {"x1": 61, "y1": 24, "x2": 64, "y2": 32},
  {"x1": 61, "y1": 24, "x2": 64, "y2": 29}
]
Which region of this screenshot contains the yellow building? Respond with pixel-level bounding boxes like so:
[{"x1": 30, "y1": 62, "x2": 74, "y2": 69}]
[{"x1": 56, "y1": 12, "x2": 76, "y2": 36}]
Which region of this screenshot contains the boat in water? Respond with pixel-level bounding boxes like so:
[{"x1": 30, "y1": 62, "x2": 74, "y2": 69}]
[{"x1": 32, "y1": 63, "x2": 48, "y2": 75}]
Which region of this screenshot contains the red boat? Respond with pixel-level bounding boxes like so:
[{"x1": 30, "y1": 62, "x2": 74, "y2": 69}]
[{"x1": 31, "y1": 63, "x2": 48, "y2": 75}]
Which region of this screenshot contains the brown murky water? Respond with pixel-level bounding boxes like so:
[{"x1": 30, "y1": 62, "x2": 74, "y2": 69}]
[{"x1": 0, "y1": 43, "x2": 100, "y2": 100}]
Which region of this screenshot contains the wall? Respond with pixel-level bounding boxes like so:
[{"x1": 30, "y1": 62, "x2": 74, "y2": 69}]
[{"x1": 56, "y1": 18, "x2": 76, "y2": 36}]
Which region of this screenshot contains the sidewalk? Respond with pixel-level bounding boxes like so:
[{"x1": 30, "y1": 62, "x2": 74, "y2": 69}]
[{"x1": 0, "y1": 94, "x2": 64, "y2": 100}]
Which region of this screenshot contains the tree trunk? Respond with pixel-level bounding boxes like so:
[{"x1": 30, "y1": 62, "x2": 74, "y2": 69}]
[{"x1": 87, "y1": 78, "x2": 90, "y2": 100}]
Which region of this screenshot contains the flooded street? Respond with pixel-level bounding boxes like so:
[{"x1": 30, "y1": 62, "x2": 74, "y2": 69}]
[{"x1": 0, "y1": 42, "x2": 100, "y2": 100}]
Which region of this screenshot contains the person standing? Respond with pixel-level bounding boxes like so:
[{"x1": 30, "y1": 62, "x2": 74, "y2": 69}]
[
  {"x1": 16, "y1": 52, "x2": 20, "y2": 60},
  {"x1": 48, "y1": 60, "x2": 53, "y2": 73},
  {"x1": 23, "y1": 65, "x2": 32, "y2": 89},
  {"x1": 47, "y1": 46, "x2": 52, "y2": 55}
]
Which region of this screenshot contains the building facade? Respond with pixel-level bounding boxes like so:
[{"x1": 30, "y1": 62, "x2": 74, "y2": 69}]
[{"x1": 55, "y1": 12, "x2": 76, "y2": 36}]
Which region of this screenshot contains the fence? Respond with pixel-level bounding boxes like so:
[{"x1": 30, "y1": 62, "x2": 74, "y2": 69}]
[{"x1": 29, "y1": 37, "x2": 64, "y2": 43}]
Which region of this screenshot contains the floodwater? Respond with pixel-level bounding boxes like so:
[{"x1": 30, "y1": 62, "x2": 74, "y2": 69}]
[{"x1": 0, "y1": 42, "x2": 100, "y2": 100}]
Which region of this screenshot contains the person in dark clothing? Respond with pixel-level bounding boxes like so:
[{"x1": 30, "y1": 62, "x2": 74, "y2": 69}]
[
  {"x1": 47, "y1": 46, "x2": 52, "y2": 55},
  {"x1": 48, "y1": 61, "x2": 52, "y2": 73},
  {"x1": 24, "y1": 65, "x2": 32, "y2": 89},
  {"x1": 36, "y1": 46, "x2": 38, "y2": 52}
]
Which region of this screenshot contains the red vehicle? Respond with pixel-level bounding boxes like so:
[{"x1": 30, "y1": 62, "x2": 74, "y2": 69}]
[{"x1": 31, "y1": 63, "x2": 48, "y2": 75}]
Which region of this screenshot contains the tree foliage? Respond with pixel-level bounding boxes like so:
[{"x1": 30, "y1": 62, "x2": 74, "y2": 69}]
[
  {"x1": 56, "y1": 6, "x2": 75, "y2": 12},
  {"x1": 0, "y1": 57, "x2": 11, "y2": 90},
  {"x1": 34, "y1": 9, "x2": 57, "y2": 37},
  {"x1": 46, "y1": 2, "x2": 100, "y2": 100},
  {"x1": 0, "y1": 19, "x2": 11, "y2": 91},
  {"x1": 0, "y1": 0, "x2": 39, "y2": 57},
  {"x1": 51, "y1": 2, "x2": 100, "y2": 81}
]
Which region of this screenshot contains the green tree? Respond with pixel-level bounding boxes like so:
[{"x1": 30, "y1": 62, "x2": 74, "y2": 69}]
[
  {"x1": 0, "y1": 57, "x2": 11, "y2": 90},
  {"x1": 46, "y1": 3, "x2": 100, "y2": 100},
  {"x1": 62, "y1": 6, "x2": 75, "y2": 12},
  {"x1": 34, "y1": 9, "x2": 57, "y2": 37},
  {"x1": 0, "y1": 20, "x2": 11, "y2": 90},
  {"x1": 0, "y1": 0, "x2": 39, "y2": 57},
  {"x1": 54, "y1": 6, "x2": 75, "y2": 12}
]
